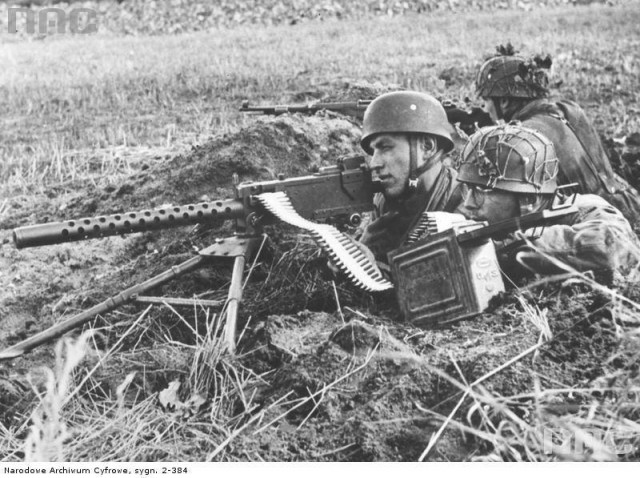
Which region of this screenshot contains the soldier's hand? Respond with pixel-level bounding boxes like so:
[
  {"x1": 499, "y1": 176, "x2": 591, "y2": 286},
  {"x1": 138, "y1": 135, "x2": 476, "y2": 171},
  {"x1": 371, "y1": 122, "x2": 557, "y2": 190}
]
[{"x1": 359, "y1": 211, "x2": 401, "y2": 246}]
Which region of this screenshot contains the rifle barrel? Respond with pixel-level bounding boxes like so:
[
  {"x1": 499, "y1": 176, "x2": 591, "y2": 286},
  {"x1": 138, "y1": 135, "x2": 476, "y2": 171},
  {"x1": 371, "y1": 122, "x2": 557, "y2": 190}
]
[
  {"x1": 456, "y1": 206, "x2": 579, "y2": 244},
  {"x1": 239, "y1": 100, "x2": 372, "y2": 115},
  {"x1": 13, "y1": 199, "x2": 244, "y2": 249}
]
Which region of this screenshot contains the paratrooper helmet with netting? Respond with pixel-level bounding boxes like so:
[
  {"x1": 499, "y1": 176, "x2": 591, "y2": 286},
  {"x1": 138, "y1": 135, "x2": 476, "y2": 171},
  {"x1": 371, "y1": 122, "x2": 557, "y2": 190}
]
[
  {"x1": 457, "y1": 123, "x2": 559, "y2": 195},
  {"x1": 475, "y1": 48, "x2": 551, "y2": 99}
]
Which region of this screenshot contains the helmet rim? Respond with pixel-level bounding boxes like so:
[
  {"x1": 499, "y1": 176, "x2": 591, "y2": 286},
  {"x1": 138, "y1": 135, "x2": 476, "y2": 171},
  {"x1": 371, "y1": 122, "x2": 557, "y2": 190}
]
[
  {"x1": 360, "y1": 91, "x2": 454, "y2": 154},
  {"x1": 457, "y1": 123, "x2": 559, "y2": 195}
]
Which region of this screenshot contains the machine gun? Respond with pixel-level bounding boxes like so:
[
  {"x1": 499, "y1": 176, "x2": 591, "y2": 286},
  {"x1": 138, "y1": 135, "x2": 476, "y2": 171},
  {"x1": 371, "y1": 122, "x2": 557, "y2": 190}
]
[
  {"x1": 1, "y1": 154, "x2": 578, "y2": 360},
  {"x1": 239, "y1": 98, "x2": 494, "y2": 135},
  {"x1": 2, "y1": 155, "x2": 391, "y2": 360}
]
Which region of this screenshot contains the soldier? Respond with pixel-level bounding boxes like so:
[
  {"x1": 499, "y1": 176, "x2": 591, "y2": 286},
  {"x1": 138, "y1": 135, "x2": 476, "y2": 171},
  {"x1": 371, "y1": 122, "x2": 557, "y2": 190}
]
[
  {"x1": 358, "y1": 91, "x2": 463, "y2": 262},
  {"x1": 475, "y1": 45, "x2": 640, "y2": 225},
  {"x1": 456, "y1": 123, "x2": 640, "y2": 282}
]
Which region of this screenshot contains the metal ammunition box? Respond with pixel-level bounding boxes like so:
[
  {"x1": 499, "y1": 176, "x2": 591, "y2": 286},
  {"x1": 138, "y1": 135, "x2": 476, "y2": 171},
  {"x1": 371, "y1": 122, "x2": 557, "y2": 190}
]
[{"x1": 388, "y1": 227, "x2": 504, "y2": 328}]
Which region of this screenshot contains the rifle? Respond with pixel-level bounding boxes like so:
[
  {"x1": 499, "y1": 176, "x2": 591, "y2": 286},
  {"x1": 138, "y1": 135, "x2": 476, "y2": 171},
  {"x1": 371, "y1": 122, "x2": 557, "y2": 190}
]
[
  {"x1": 240, "y1": 98, "x2": 494, "y2": 135},
  {"x1": 388, "y1": 204, "x2": 579, "y2": 327},
  {"x1": 2, "y1": 154, "x2": 577, "y2": 359},
  {"x1": 2, "y1": 155, "x2": 391, "y2": 360}
]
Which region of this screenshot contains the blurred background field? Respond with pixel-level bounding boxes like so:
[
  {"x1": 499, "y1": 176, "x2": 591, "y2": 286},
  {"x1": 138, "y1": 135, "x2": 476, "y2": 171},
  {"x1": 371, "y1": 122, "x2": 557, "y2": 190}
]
[
  {"x1": 0, "y1": 0, "x2": 638, "y2": 192},
  {"x1": 1, "y1": 0, "x2": 640, "y2": 462}
]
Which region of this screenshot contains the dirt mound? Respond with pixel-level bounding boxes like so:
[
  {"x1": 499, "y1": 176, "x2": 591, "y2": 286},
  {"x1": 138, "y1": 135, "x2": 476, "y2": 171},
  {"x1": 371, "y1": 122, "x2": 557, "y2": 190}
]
[
  {"x1": 2, "y1": 108, "x2": 639, "y2": 461},
  {"x1": 0, "y1": 115, "x2": 362, "y2": 233},
  {"x1": 228, "y1": 282, "x2": 629, "y2": 461}
]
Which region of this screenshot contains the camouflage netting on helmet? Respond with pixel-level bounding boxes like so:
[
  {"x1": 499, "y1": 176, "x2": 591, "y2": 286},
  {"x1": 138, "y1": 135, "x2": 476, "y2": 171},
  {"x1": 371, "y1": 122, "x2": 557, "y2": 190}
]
[
  {"x1": 457, "y1": 123, "x2": 559, "y2": 195},
  {"x1": 475, "y1": 44, "x2": 553, "y2": 99}
]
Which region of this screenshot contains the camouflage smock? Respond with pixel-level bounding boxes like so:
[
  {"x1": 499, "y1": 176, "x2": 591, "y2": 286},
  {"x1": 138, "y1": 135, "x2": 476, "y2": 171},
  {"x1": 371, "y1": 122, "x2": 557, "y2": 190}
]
[
  {"x1": 499, "y1": 194, "x2": 640, "y2": 282},
  {"x1": 511, "y1": 97, "x2": 640, "y2": 226}
]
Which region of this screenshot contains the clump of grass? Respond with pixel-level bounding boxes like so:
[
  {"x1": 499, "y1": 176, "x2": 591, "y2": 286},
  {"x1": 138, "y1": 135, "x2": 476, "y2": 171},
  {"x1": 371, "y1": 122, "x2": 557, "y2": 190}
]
[
  {"x1": 6, "y1": 295, "x2": 288, "y2": 461},
  {"x1": 418, "y1": 272, "x2": 640, "y2": 462},
  {"x1": 24, "y1": 331, "x2": 94, "y2": 461}
]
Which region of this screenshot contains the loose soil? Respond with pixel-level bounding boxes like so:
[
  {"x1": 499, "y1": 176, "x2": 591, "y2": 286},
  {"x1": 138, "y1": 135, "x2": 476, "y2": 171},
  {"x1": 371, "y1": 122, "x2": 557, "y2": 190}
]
[{"x1": 1, "y1": 96, "x2": 639, "y2": 461}]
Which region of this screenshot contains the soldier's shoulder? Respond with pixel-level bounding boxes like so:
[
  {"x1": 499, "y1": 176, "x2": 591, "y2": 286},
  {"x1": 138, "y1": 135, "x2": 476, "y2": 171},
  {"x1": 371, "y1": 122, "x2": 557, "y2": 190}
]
[{"x1": 572, "y1": 194, "x2": 628, "y2": 222}]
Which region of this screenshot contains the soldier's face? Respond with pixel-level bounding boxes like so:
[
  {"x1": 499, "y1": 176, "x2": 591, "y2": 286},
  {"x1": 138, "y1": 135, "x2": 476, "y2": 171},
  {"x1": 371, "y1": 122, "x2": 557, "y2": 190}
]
[
  {"x1": 482, "y1": 97, "x2": 501, "y2": 122},
  {"x1": 457, "y1": 183, "x2": 520, "y2": 224},
  {"x1": 367, "y1": 134, "x2": 411, "y2": 199}
]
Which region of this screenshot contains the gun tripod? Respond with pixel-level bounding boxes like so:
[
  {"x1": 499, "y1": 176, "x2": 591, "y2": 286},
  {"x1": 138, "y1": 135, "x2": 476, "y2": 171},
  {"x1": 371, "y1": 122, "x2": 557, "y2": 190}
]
[{"x1": 0, "y1": 235, "x2": 264, "y2": 360}]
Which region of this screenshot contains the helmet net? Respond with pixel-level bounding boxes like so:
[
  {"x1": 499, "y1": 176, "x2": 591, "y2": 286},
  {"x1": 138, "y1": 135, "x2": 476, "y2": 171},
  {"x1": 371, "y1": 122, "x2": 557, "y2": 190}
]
[
  {"x1": 458, "y1": 123, "x2": 559, "y2": 195},
  {"x1": 476, "y1": 55, "x2": 550, "y2": 99}
]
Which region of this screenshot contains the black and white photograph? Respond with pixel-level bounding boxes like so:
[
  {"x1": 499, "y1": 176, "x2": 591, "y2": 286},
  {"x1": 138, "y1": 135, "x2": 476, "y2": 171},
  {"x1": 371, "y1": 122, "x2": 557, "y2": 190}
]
[{"x1": 1, "y1": 0, "x2": 639, "y2": 468}]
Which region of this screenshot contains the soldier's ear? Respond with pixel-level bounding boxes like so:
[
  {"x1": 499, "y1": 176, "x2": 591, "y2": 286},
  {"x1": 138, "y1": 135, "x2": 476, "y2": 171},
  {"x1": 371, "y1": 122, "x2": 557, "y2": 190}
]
[
  {"x1": 420, "y1": 136, "x2": 438, "y2": 154},
  {"x1": 499, "y1": 98, "x2": 511, "y2": 112}
]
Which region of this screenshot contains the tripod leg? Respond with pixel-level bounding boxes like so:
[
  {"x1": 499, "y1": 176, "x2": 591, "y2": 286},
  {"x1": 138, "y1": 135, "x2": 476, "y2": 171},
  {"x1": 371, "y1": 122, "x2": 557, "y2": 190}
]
[
  {"x1": 223, "y1": 255, "x2": 245, "y2": 353},
  {"x1": 0, "y1": 255, "x2": 206, "y2": 360}
]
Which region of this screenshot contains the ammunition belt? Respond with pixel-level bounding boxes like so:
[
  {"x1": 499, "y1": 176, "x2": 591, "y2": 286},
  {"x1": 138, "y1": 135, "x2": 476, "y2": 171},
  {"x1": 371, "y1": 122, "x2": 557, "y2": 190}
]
[
  {"x1": 256, "y1": 192, "x2": 393, "y2": 292},
  {"x1": 406, "y1": 211, "x2": 470, "y2": 244},
  {"x1": 406, "y1": 213, "x2": 440, "y2": 244}
]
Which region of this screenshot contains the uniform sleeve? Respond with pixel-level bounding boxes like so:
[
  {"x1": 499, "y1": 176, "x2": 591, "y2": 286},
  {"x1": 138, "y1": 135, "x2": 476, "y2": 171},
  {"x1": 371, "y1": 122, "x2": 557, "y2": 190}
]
[{"x1": 529, "y1": 200, "x2": 640, "y2": 276}]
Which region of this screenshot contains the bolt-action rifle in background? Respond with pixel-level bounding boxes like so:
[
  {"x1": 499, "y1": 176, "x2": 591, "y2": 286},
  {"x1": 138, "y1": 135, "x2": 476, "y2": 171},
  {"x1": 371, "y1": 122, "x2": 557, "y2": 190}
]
[
  {"x1": 2, "y1": 156, "x2": 577, "y2": 361},
  {"x1": 240, "y1": 98, "x2": 494, "y2": 135}
]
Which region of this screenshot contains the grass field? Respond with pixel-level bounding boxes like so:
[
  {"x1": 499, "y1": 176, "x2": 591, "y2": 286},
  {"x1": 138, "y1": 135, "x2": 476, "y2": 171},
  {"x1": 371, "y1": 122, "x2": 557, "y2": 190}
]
[
  {"x1": 2, "y1": 0, "x2": 640, "y2": 462},
  {"x1": 1, "y1": 2, "x2": 639, "y2": 191}
]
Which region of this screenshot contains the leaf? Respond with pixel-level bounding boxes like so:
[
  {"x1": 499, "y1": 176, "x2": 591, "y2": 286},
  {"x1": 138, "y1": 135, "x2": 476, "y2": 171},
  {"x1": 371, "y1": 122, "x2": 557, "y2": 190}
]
[{"x1": 158, "y1": 380, "x2": 207, "y2": 417}]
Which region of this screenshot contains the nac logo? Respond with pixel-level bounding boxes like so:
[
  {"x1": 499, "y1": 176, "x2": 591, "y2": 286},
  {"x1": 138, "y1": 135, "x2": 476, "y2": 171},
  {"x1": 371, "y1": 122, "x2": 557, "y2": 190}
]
[{"x1": 7, "y1": 7, "x2": 98, "y2": 35}]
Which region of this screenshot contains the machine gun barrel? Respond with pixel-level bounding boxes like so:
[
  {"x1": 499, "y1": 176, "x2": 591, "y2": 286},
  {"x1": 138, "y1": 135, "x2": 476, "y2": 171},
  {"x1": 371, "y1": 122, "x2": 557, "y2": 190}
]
[
  {"x1": 13, "y1": 198, "x2": 245, "y2": 249},
  {"x1": 13, "y1": 155, "x2": 377, "y2": 249}
]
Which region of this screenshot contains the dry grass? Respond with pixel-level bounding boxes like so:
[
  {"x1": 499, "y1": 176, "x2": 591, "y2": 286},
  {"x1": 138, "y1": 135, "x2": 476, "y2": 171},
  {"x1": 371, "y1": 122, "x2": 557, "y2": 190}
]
[
  {"x1": 2, "y1": 0, "x2": 640, "y2": 463},
  {"x1": 416, "y1": 271, "x2": 640, "y2": 462},
  {"x1": 1, "y1": 304, "x2": 268, "y2": 461},
  {"x1": 1, "y1": 2, "x2": 639, "y2": 193}
]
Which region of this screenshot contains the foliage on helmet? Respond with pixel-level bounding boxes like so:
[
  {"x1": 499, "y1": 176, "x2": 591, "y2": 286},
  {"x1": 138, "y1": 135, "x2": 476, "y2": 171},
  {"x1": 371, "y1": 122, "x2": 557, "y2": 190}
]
[
  {"x1": 475, "y1": 43, "x2": 552, "y2": 99},
  {"x1": 457, "y1": 123, "x2": 559, "y2": 195}
]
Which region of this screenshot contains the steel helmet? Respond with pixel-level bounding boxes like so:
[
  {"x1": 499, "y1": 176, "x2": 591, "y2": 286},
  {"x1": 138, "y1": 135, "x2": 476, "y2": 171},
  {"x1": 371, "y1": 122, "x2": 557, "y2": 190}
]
[
  {"x1": 360, "y1": 91, "x2": 454, "y2": 154},
  {"x1": 457, "y1": 123, "x2": 558, "y2": 195},
  {"x1": 476, "y1": 55, "x2": 550, "y2": 99}
]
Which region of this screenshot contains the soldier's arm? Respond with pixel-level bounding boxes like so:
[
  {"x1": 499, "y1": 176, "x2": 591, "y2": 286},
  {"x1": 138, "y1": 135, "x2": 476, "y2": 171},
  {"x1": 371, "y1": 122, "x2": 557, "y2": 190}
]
[{"x1": 526, "y1": 200, "x2": 640, "y2": 278}]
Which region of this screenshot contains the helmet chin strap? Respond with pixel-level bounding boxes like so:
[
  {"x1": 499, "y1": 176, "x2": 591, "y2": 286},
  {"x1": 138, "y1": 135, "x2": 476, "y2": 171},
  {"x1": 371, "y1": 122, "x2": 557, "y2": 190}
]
[
  {"x1": 407, "y1": 136, "x2": 420, "y2": 191},
  {"x1": 494, "y1": 98, "x2": 505, "y2": 121},
  {"x1": 406, "y1": 136, "x2": 441, "y2": 193}
]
